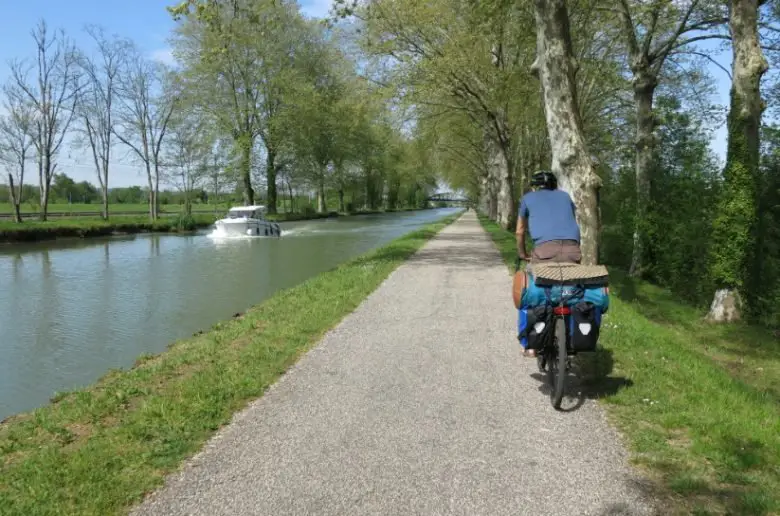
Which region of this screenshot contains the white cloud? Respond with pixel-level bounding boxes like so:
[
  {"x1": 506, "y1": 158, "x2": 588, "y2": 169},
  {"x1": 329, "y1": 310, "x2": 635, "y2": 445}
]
[
  {"x1": 299, "y1": 0, "x2": 333, "y2": 19},
  {"x1": 149, "y1": 48, "x2": 175, "y2": 66}
]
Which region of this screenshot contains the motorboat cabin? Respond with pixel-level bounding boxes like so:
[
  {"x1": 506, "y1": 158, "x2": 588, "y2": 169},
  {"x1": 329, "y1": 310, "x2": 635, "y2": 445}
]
[{"x1": 214, "y1": 205, "x2": 282, "y2": 237}]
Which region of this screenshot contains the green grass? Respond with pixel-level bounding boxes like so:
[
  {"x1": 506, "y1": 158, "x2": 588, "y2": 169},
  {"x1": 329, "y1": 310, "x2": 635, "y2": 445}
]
[
  {"x1": 0, "y1": 215, "x2": 219, "y2": 243},
  {"x1": 0, "y1": 206, "x2": 439, "y2": 243},
  {"x1": 478, "y1": 213, "x2": 780, "y2": 516},
  {"x1": 0, "y1": 203, "x2": 436, "y2": 217},
  {"x1": 0, "y1": 213, "x2": 460, "y2": 516},
  {"x1": 0, "y1": 203, "x2": 227, "y2": 215}
]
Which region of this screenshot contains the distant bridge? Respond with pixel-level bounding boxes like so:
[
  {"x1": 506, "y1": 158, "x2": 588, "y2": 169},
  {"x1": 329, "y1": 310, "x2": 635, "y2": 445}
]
[{"x1": 426, "y1": 192, "x2": 471, "y2": 203}]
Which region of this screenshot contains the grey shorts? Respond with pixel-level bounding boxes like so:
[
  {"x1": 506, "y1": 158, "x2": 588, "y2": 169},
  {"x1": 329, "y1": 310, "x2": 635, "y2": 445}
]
[{"x1": 531, "y1": 240, "x2": 582, "y2": 264}]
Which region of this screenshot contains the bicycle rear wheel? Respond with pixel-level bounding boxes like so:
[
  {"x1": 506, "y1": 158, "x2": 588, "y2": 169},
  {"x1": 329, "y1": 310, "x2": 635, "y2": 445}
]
[{"x1": 548, "y1": 317, "x2": 567, "y2": 409}]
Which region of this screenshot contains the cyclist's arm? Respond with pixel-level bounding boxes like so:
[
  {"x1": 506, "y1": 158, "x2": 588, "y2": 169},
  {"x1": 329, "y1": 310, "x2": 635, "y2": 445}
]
[
  {"x1": 515, "y1": 217, "x2": 527, "y2": 256},
  {"x1": 516, "y1": 197, "x2": 531, "y2": 258}
]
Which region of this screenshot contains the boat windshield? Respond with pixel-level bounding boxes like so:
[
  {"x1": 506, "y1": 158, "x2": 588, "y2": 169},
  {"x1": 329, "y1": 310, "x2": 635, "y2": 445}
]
[{"x1": 228, "y1": 210, "x2": 256, "y2": 219}]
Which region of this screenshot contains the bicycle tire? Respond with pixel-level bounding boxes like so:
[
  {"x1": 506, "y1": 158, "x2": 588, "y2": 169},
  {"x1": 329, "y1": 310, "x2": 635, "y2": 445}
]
[{"x1": 549, "y1": 317, "x2": 567, "y2": 409}]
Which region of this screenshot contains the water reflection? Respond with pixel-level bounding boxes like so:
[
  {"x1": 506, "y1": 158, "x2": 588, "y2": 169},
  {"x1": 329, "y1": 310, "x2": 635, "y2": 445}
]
[{"x1": 0, "y1": 208, "x2": 460, "y2": 419}]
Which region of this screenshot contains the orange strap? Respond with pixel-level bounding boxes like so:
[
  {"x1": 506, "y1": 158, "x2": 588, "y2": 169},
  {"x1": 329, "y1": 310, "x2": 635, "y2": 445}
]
[{"x1": 512, "y1": 270, "x2": 527, "y2": 309}]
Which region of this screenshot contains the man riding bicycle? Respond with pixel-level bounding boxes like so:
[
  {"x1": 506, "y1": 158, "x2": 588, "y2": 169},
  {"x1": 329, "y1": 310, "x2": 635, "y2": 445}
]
[
  {"x1": 515, "y1": 171, "x2": 581, "y2": 358},
  {"x1": 515, "y1": 170, "x2": 581, "y2": 265}
]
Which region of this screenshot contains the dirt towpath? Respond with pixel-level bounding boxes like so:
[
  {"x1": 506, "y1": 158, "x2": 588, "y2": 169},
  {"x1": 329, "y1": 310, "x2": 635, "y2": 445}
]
[{"x1": 133, "y1": 211, "x2": 655, "y2": 516}]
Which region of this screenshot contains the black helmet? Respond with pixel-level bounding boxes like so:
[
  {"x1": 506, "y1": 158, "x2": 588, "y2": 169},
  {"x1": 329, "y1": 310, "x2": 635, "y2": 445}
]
[{"x1": 530, "y1": 170, "x2": 557, "y2": 190}]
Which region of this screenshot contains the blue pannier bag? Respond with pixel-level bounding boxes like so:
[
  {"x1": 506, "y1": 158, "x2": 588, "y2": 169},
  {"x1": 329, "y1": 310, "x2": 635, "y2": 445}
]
[{"x1": 520, "y1": 272, "x2": 609, "y2": 312}]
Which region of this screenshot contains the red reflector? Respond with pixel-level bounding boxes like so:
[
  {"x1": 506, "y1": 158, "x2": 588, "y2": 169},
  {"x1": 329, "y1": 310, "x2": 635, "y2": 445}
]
[{"x1": 553, "y1": 307, "x2": 571, "y2": 315}]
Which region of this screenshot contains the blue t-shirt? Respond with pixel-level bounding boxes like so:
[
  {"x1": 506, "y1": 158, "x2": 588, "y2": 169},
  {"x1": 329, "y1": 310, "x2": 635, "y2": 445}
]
[{"x1": 518, "y1": 189, "x2": 580, "y2": 245}]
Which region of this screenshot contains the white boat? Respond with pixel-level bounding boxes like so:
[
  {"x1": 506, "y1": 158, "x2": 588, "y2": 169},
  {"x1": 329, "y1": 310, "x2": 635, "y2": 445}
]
[{"x1": 214, "y1": 205, "x2": 282, "y2": 237}]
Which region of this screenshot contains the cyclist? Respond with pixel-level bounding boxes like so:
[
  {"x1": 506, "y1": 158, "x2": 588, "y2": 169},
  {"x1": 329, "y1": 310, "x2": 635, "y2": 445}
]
[
  {"x1": 515, "y1": 170, "x2": 581, "y2": 358},
  {"x1": 515, "y1": 170, "x2": 581, "y2": 265}
]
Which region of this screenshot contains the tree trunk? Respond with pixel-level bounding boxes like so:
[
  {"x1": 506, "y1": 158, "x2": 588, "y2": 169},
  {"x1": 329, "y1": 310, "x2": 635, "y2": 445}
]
[
  {"x1": 39, "y1": 155, "x2": 51, "y2": 222},
  {"x1": 317, "y1": 170, "x2": 327, "y2": 213},
  {"x1": 154, "y1": 163, "x2": 161, "y2": 220},
  {"x1": 239, "y1": 136, "x2": 254, "y2": 206},
  {"x1": 338, "y1": 188, "x2": 345, "y2": 213},
  {"x1": 706, "y1": 0, "x2": 767, "y2": 323},
  {"x1": 480, "y1": 169, "x2": 498, "y2": 220},
  {"x1": 102, "y1": 188, "x2": 109, "y2": 220},
  {"x1": 145, "y1": 163, "x2": 155, "y2": 221},
  {"x1": 40, "y1": 182, "x2": 50, "y2": 222},
  {"x1": 496, "y1": 141, "x2": 516, "y2": 230},
  {"x1": 266, "y1": 148, "x2": 277, "y2": 214},
  {"x1": 365, "y1": 171, "x2": 376, "y2": 210},
  {"x1": 531, "y1": 0, "x2": 602, "y2": 265},
  {"x1": 629, "y1": 74, "x2": 658, "y2": 277},
  {"x1": 8, "y1": 173, "x2": 22, "y2": 223},
  {"x1": 102, "y1": 157, "x2": 109, "y2": 220}
]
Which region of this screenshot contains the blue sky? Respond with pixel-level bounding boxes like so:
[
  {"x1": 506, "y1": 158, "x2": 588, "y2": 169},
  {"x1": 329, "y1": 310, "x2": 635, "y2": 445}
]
[{"x1": 0, "y1": 1, "x2": 731, "y2": 187}]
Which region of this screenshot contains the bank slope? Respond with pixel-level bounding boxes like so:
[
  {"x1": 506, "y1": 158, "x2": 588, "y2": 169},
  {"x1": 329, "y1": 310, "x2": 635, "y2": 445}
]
[
  {"x1": 0, "y1": 212, "x2": 461, "y2": 516},
  {"x1": 0, "y1": 215, "x2": 218, "y2": 243},
  {"x1": 478, "y1": 214, "x2": 780, "y2": 516}
]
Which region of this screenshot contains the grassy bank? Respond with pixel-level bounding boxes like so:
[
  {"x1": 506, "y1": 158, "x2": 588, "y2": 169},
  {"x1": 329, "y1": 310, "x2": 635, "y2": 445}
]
[
  {"x1": 478, "y1": 214, "x2": 780, "y2": 515},
  {"x1": 264, "y1": 206, "x2": 434, "y2": 222},
  {"x1": 0, "y1": 213, "x2": 460, "y2": 516},
  {"x1": 0, "y1": 215, "x2": 219, "y2": 244},
  {"x1": 0, "y1": 207, "x2": 439, "y2": 243},
  {"x1": 1, "y1": 203, "x2": 158, "y2": 215},
  {"x1": 0, "y1": 203, "x2": 227, "y2": 217},
  {"x1": 0, "y1": 203, "x2": 437, "y2": 218}
]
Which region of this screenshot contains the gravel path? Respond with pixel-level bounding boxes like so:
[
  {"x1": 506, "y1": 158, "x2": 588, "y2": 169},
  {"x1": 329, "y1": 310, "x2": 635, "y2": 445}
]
[{"x1": 132, "y1": 211, "x2": 656, "y2": 516}]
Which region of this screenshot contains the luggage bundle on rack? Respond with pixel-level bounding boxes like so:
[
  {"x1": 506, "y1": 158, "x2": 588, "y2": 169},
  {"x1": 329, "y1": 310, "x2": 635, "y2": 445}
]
[{"x1": 515, "y1": 263, "x2": 610, "y2": 352}]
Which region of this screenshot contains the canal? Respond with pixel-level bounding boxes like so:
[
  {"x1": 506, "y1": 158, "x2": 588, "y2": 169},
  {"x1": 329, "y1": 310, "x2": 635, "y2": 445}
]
[{"x1": 0, "y1": 208, "x2": 460, "y2": 420}]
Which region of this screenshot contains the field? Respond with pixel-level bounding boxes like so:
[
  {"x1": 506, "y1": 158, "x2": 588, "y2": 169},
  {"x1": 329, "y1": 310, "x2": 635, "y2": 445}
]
[{"x1": 0, "y1": 203, "x2": 227, "y2": 217}]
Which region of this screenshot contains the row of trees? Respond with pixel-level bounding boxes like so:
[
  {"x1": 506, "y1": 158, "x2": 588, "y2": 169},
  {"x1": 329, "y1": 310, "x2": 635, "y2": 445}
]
[
  {"x1": 4, "y1": 0, "x2": 779, "y2": 325},
  {"x1": 0, "y1": 1, "x2": 439, "y2": 223},
  {"x1": 331, "y1": 0, "x2": 780, "y2": 324}
]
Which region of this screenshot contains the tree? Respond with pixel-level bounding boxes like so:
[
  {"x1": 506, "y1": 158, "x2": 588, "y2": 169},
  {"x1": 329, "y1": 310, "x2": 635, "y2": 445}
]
[
  {"x1": 350, "y1": 0, "x2": 534, "y2": 227},
  {"x1": 8, "y1": 20, "x2": 81, "y2": 221},
  {"x1": 601, "y1": 0, "x2": 727, "y2": 276},
  {"x1": 0, "y1": 90, "x2": 35, "y2": 223},
  {"x1": 113, "y1": 47, "x2": 176, "y2": 220},
  {"x1": 76, "y1": 25, "x2": 130, "y2": 220},
  {"x1": 531, "y1": 0, "x2": 602, "y2": 264},
  {"x1": 706, "y1": 0, "x2": 769, "y2": 322},
  {"x1": 164, "y1": 110, "x2": 212, "y2": 215},
  {"x1": 169, "y1": 0, "x2": 310, "y2": 213},
  {"x1": 285, "y1": 39, "x2": 360, "y2": 213}
]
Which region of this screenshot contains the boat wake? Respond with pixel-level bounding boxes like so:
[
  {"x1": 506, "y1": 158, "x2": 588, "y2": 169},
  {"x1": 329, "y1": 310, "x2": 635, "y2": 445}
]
[{"x1": 206, "y1": 228, "x2": 297, "y2": 240}]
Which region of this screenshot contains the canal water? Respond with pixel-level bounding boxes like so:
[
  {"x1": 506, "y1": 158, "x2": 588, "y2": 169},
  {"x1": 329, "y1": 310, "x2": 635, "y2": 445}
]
[{"x1": 0, "y1": 208, "x2": 460, "y2": 420}]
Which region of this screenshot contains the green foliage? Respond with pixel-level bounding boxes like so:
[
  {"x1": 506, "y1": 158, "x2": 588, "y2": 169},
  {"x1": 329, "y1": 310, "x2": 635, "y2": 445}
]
[
  {"x1": 601, "y1": 96, "x2": 721, "y2": 306},
  {"x1": 0, "y1": 215, "x2": 217, "y2": 243},
  {"x1": 708, "y1": 93, "x2": 760, "y2": 293},
  {"x1": 748, "y1": 125, "x2": 780, "y2": 325},
  {"x1": 166, "y1": 0, "x2": 436, "y2": 213},
  {"x1": 172, "y1": 213, "x2": 197, "y2": 231}
]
